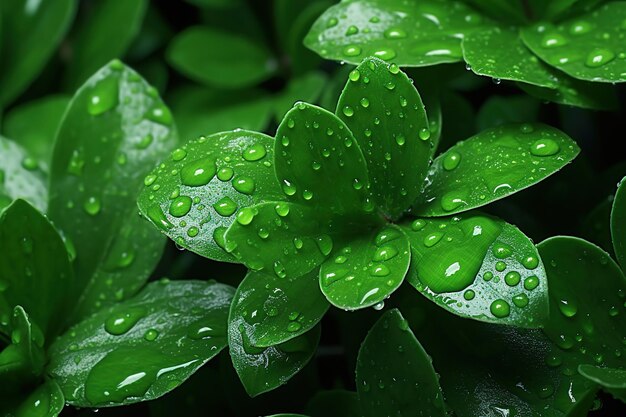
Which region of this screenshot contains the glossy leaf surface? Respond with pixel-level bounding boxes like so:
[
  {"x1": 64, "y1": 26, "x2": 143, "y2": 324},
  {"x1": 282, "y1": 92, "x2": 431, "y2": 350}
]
[
  {"x1": 579, "y1": 365, "x2": 626, "y2": 389},
  {"x1": 319, "y1": 225, "x2": 410, "y2": 310},
  {"x1": 402, "y1": 213, "x2": 548, "y2": 327},
  {"x1": 0, "y1": 306, "x2": 45, "y2": 378},
  {"x1": 304, "y1": 0, "x2": 488, "y2": 66},
  {"x1": 12, "y1": 379, "x2": 65, "y2": 417},
  {"x1": 413, "y1": 123, "x2": 580, "y2": 217},
  {"x1": 0, "y1": 200, "x2": 74, "y2": 338},
  {"x1": 521, "y1": 2, "x2": 626, "y2": 83},
  {"x1": 337, "y1": 57, "x2": 430, "y2": 218},
  {"x1": 518, "y1": 74, "x2": 618, "y2": 110},
  {"x1": 0, "y1": 137, "x2": 47, "y2": 213},
  {"x1": 230, "y1": 269, "x2": 329, "y2": 347},
  {"x1": 138, "y1": 130, "x2": 282, "y2": 262},
  {"x1": 48, "y1": 61, "x2": 178, "y2": 320},
  {"x1": 47, "y1": 280, "x2": 234, "y2": 407},
  {"x1": 356, "y1": 309, "x2": 446, "y2": 417},
  {"x1": 612, "y1": 177, "x2": 626, "y2": 268}
]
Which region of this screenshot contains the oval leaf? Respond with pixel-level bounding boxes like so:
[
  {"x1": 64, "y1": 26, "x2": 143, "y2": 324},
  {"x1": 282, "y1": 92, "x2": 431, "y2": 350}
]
[
  {"x1": 13, "y1": 379, "x2": 65, "y2": 417},
  {"x1": 612, "y1": 176, "x2": 626, "y2": 268},
  {"x1": 0, "y1": 137, "x2": 47, "y2": 213},
  {"x1": 47, "y1": 280, "x2": 234, "y2": 407}
]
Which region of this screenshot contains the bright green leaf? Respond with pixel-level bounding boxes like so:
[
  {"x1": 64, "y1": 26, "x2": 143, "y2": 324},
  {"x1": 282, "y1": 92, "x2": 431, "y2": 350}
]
[
  {"x1": 229, "y1": 269, "x2": 329, "y2": 347},
  {"x1": 0, "y1": 200, "x2": 74, "y2": 338},
  {"x1": 0, "y1": 137, "x2": 47, "y2": 213},
  {"x1": 0, "y1": 0, "x2": 75, "y2": 106},
  {"x1": 275, "y1": 102, "x2": 371, "y2": 217},
  {"x1": 47, "y1": 280, "x2": 234, "y2": 407},
  {"x1": 612, "y1": 176, "x2": 626, "y2": 268},
  {"x1": 304, "y1": 0, "x2": 488, "y2": 66},
  {"x1": 402, "y1": 213, "x2": 548, "y2": 327},
  {"x1": 413, "y1": 123, "x2": 580, "y2": 217},
  {"x1": 337, "y1": 57, "x2": 430, "y2": 219},
  {"x1": 13, "y1": 379, "x2": 65, "y2": 417},
  {"x1": 520, "y1": 3, "x2": 626, "y2": 83},
  {"x1": 64, "y1": 0, "x2": 147, "y2": 88},
  {"x1": 319, "y1": 225, "x2": 410, "y2": 310},
  {"x1": 137, "y1": 130, "x2": 281, "y2": 262},
  {"x1": 273, "y1": 72, "x2": 327, "y2": 123},
  {"x1": 48, "y1": 60, "x2": 178, "y2": 321},
  {"x1": 166, "y1": 26, "x2": 276, "y2": 89},
  {"x1": 356, "y1": 309, "x2": 446, "y2": 417}
]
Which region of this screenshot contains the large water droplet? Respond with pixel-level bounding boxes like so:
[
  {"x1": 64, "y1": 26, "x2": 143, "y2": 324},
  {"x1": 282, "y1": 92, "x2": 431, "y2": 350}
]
[{"x1": 180, "y1": 158, "x2": 216, "y2": 187}]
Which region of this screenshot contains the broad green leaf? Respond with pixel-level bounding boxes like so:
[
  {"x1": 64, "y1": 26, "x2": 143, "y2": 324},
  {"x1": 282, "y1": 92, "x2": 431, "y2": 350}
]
[
  {"x1": 306, "y1": 390, "x2": 360, "y2": 417},
  {"x1": 273, "y1": 72, "x2": 327, "y2": 123},
  {"x1": 0, "y1": 137, "x2": 47, "y2": 213},
  {"x1": 476, "y1": 94, "x2": 540, "y2": 131},
  {"x1": 13, "y1": 379, "x2": 65, "y2": 417},
  {"x1": 320, "y1": 225, "x2": 410, "y2": 310},
  {"x1": 612, "y1": 177, "x2": 626, "y2": 268},
  {"x1": 166, "y1": 26, "x2": 276, "y2": 89},
  {"x1": 0, "y1": 200, "x2": 74, "y2": 338},
  {"x1": 579, "y1": 365, "x2": 626, "y2": 389},
  {"x1": 230, "y1": 270, "x2": 329, "y2": 347},
  {"x1": 356, "y1": 309, "x2": 446, "y2": 417},
  {"x1": 275, "y1": 102, "x2": 371, "y2": 216},
  {"x1": 304, "y1": 0, "x2": 488, "y2": 66},
  {"x1": 64, "y1": 0, "x2": 147, "y2": 88},
  {"x1": 337, "y1": 58, "x2": 430, "y2": 218},
  {"x1": 3, "y1": 95, "x2": 71, "y2": 173},
  {"x1": 0, "y1": 0, "x2": 75, "y2": 106},
  {"x1": 137, "y1": 130, "x2": 281, "y2": 262},
  {"x1": 537, "y1": 237, "x2": 626, "y2": 377},
  {"x1": 413, "y1": 123, "x2": 580, "y2": 217},
  {"x1": 402, "y1": 213, "x2": 548, "y2": 327},
  {"x1": 48, "y1": 61, "x2": 178, "y2": 320},
  {"x1": 462, "y1": 26, "x2": 558, "y2": 88},
  {"x1": 228, "y1": 305, "x2": 320, "y2": 397},
  {"x1": 225, "y1": 202, "x2": 332, "y2": 278},
  {"x1": 520, "y1": 3, "x2": 626, "y2": 83},
  {"x1": 0, "y1": 306, "x2": 45, "y2": 378},
  {"x1": 47, "y1": 280, "x2": 234, "y2": 407}
]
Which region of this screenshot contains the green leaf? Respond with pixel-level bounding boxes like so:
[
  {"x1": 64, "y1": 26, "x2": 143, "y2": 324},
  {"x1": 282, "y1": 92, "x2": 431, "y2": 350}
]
[
  {"x1": 413, "y1": 123, "x2": 580, "y2": 217},
  {"x1": 612, "y1": 177, "x2": 626, "y2": 268},
  {"x1": 0, "y1": 306, "x2": 45, "y2": 378},
  {"x1": 166, "y1": 26, "x2": 276, "y2": 89},
  {"x1": 520, "y1": 2, "x2": 626, "y2": 83},
  {"x1": 138, "y1": 130, "x2": 282, "y2": 262},
  {"x1": 337, "y1": 57, "x2": 430, "y2": 218},
  {"x1": 225, "y1": 202, "x2": 332, "y2": 278},
  {"x1": 462, "y1": 26, "x2": 558, "y2": 88},
  {"x1": 581, "y1": 196, "x2": 614, "y2": 255},
  {"x1": 273, "y1": 72, "x2": 327, "y2": 123},
  {"x1": 0, "y1": 200, "x2": 74, "y2": 338},
  {"x1": 0, "y1": 137, "x2": 47, "y2": 213},
  {"x1": 13, "y1": 379, "x2": 65, "y2": 417},
  {"x1": 0, "y1": 0, "x2": 75, "y2": 106},
  {"x1": 304, "y1": 0, "x2": 488, "y2": 66},
  {"x1": 356, "y1": 309, "x2": 446, "y2": 417},
  {"x1": 48, "y1": 60, "x2": 178, "y2": 320},
  {"x1": 64, "y1": 0, "x2": 147, "y2": 88},
  {"x1": 402, "y1": 213, "x2": 548, "y2": 327},
  {"x1": 47, "y1": 279, "x2": 234, "y2": 407},
  {"x1": 229, "y1": 269, "x2": 329, "y2": 347},
  {"x1": 306, "y1": 390, "x2": 360, "y2": 417},
  {"x1": 228, "y1": 308, "x2": 320, "y2": 397},
  {"x1": 275, "y1": 102, "x2": 371, "y2": 217},
  {"x1": 476, "y1": 94, "x2": 540, "y2": 131},
  {"x1": 537, "y1": 237, "x2": 626, "y2": 375},
  {"x1": 320, "y1": 225, "x2": 410, "y2": 310},
  {"x1": 3, "y1": 95, "x2": 71, "y2": 173},
  {"x1": 579, "y1": 365, "x2": 626, "y2": 389}
]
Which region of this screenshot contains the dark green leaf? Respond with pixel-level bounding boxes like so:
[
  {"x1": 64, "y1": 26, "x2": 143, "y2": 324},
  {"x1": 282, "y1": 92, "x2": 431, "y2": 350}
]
[
  {"x1": 48, "y1": 60, "x2": 178, "y2": 320},
  {"x1": 356, "y1": 309, "x2": 446, "y2": 417},
  {"x1": 275, "y1": 102, "x2": 371, "y2": 217},
  {"x1": 0, "y1": 0, "x2": 75, "y2": 106},
  {"x1": 413, "y1": 123, "x2": 580, "y2": 217},
  {"x1": 579, "y1": 365, "x2": 626, "y2": 389},
  {"x1": 225, "y1": 202, "x2": 332, "y2": 278},
  {"x1": 0, "y1": 200, "x2": 74, "y2": 338},
  {"x1": 273, "y1": 72, "x2": 327, "y2": 123},
  {"x1": 476, "y1": 94, "x2": 540, "y2": 131},
  {"x1": 0, "y1": 137, "x2": 47, "y2": 213},
  {"x1": 337, "y1": 57, "x2": 430, "y2": 218},
  {"x1": 228, "y1": 308, "x2": 320, "y2": 397},
  {"x1": 306, "y1": 390, "x2": 360, "y2": 417},
  {"x1": 137, "y1": 130, "x2": 281, "y2": 262},
  {"x1": 3, "y1": 95, "x2": 71, "y2": 173},
  {"x1": 12, "y1": 379, "x2": 65, "y2": 417},
  {"x1": 462, "y1": 26, "x2": 558, "y2": 88},
  {"x1": 461, "y1": 0, "x2": 526, "y2": 24},
  {"x1": 230, "y1": 269, "x2": 329, "y2": 347},
  {"x1": 64, "y1": 0, "x2": 147, "y2": 88},
  {"x1": 520, "y1": 3, "x2": 626, "y2": 83},
  {"x1": 166, "y1": 26, "x2": 276, "y2": 89},
  {"x1": 320, "y1": 225, "x2": 410, "y2": 310},
  {"x1": 402, "y1": 213, "x2": 548, "y2": 327},
  {"x1": 612, "y1": 177, "x2": 626, "y2": 268},
  {"x1": 0, "y1": 306, "x2": 45, "y2": 379},
  {"x1": 47, "y1": 280, "x2": 234, "y2": 407},
  {"x1": 304, "y1": 0, "x2": 488, "y2": 66},
  {"x1": 581, "y1": 196, "x2": 613, "y2": 255}
]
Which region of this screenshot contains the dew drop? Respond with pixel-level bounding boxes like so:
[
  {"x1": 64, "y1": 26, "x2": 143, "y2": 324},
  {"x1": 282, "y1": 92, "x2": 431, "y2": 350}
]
[{"x1": 490, "y1": 299, "x2": 511, "y2": 318}]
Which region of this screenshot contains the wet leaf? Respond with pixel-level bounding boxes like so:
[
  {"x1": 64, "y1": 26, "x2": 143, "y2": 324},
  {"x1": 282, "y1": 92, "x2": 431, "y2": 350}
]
[
  {"x1": 47, "y1": 280, "x2": 234, "y2": 407},
  {"x1": 612, "y1": 176, "x2": 626, "y2": 268},
  {"x1": 11, "y1": 379, "x2": 65, "y2": 417},
  {"x1": 0, "y1": 306, "x2": 45, "y2": 380},
  {"x1": 0, "y1": 137, "x2": 47, "y2": 213}
]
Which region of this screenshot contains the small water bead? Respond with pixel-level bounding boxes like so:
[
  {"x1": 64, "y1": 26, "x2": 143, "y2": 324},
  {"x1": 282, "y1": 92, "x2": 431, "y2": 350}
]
[
  {"x1": 243, "y1": 143, "x2": 267, "y2": 161},
  {"x1": 442, "y1": 151, "x2": 461, "y2": 171},
  {"x1": 342, "y1": 105, "x2": 355, "y2": 117},
  {"x1": 558, "y1": 300, "x2": 578, "y2": 317},
  {"x1": 169, "y1": 196, "x2": 192, "y2": 218},
  {"x1": 541, "y1": 34, "x2": 568, "y2": 48},
  {"x1": 504, "y1": 271, "x2": 521, "y2": 287},
  {"x1": 232, "y1": 176, "x2": 255, "y2": 195},
  {"x1": 495, "y1": 261, "x2": 507, "y2": 272},
  {"x1": 492, "y1": 243, "x2": 512, "y2": 259},
  {"x1": 370, "y1": 264, "x2": 390, "y2": 277},
  {"x1": 385, "y1": 81, "x2": 396, "y2": 90},
  {"x1": 345, "y1": 25, "x2": 359, "y2": 36},
  {"x1": 395, "y1": 135, "x2": 406, "y2": 146},
  {"x1": 293, "y1": 238, "x2": 304, "y2": 249},
  {"x1": 411, "y1": 219, "x2": 426, "y2": 231},
  {"x1": 171, "y1": 148, "x2": 187, "y2": 161},
  {"x1": 21, "y1": 157, "x2": 38, "y2": 171},
  {"x1": 373, "y1": 245, "x2": 398, "y2": 262},
  {"x1": 512, "y1": 293, "x2": 529, "y2": 308},
  {"x1": 287, "y1": 119, "x2": 295, "y2": 129},
  {"x1": 213, "y1": 197, "x2": 237, "y2": 217},
  {"x1": 373, "y1": 301, "x2": 385, "y2": 311},
  {"x1": 213, "y1": 227, "x2": 228, "y2": 249},
  {"x1": 570, "y1": 21, "x2": 592, "y2": 35},
  {"x1": 274, "y1": 203, "x2": 290, "y2": 217},
  {"x1": 423, "y1": 232, "x2": 443, "y2": 247},
  {"x1": 326, "y1": 17, "x2": 338, "y2": 28},
  {"x1": 287, "y1": 322, "x2": 302, "y2": 332},
  {"x1": 360, "y1": 97, "x2": 370, "y2": 108},
  {"x1": 147, "y1": 105, "x2": 173, "y2": 126},
  {"x1": 343, "y1": 45, "x2": 362, "y2": 57},
  {"x1": 87, "y1": 76, "x2": 118, "y2": 116},
  {"x1": 490, "y1": 299, "x2": 511, "y2": 318},
  {"x1": 384, "y1": 27, "x2": 407, "y2": 39},
  {"x1": 83, "y1": 196, "x2": 101, "y2": 216},
  {"x1": 440, "y1": 191, "x2": 466, "y2": 212},
  {"x1": 181, "y1": 157, "x2": 216, "y2": 187},
  {"x1": 464, "y1": 290, "x2": 475, "y2": 300},
  {"x1": 144, "y1": 329, "x2": 159, "y2": 341},
  {"x1": 524, "y1": 275, "x2": 540, "y2": 290},
  {"x1": 522, "y1": 255, "x2": 539, "y2": 269},
  {"x1": 419, "y1": 128, "x2": 431, "y2": 141},
  {"x1": 236, "y1": 207, "x2": 257, "y2": 226},
  {"x1": 147, "y1": 205, "x2": 173, "y2": 230},
  {"x1": 186, "y1": 226, "x2": 199, "y2": 238},
  {"x1": 315, "y1": 234, "x2": 333, "y2": 256},
  {"x1": 273, "y1": 261, "x2": 287, "y2": 278},
  {"x1": 349, "y1": 69, "x2": 361, "y2": 82},
  {"x1": 302, "y1": 189, "x2": 314, "y2": 200},
  {"x1": 585, "y1": 48, "x2": 616, "y2": 68},
  {"x1": 104, "y1": 307, "x2": 146, "y2": 335}
]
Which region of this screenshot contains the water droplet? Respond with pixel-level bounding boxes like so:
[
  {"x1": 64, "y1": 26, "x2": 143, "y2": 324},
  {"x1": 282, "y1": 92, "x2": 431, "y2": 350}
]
[
  {"x1": 144, "y1": 329, "x2": 159, "y2": 341},
  {"x1": 171, "y1": 148, "x2": 187, "y2": 161},
  {"x1": 424, "y1": 232, "x2": 443, "y2": 247},
  {"x1": 146, "y1": 105, "x2": 173, "y2": 126},
  {"x1": 315, "y1": 235, "x2": 333, "y2": 256},
  {"x1": 440, "y1": 190, "x2": 466, "y2": 212},
  {"x1": 303, "y1": 189, "x2": 314, "y2": 200},
  {"x1": 87, "y1": 76, "x2": 118, "y2": 116},
  {"x1": 217, "y1": 167, "x2": 234, "y2": 181},
  {"x1": 287, "y1": 322, "x2": 302, "y2": 332},
  {"x1": 522, "y1": 255, "x2": 539, "y2": 270},
  {"x1": 512, "y1": 293, "x2": 529, "y2": 308},
  {"x1": 541, "y1": 33, "x2": 568, "y2": 48},
  {"x1": 349, "y1": 69, "x2": 361, "y2": 82},
  {"x1": 419, "y1": 128, "x2": 431, "y2": 141},
  {"x1": 232, "y1": 176, "x2": 255, "y2": 195},
  {"x1": 530, "y1": 138, "x2": 560, "y2": 157},
  {"x1": 180, "y1": 157, "x2": 216, "y2": 187},
  {"x1": 326, "y1": 18, "x2": 338, "y2": 28},
  {"x1": 169, "y1": 196, "x2": 192, "y2": 218},
  {"x1": 483, "y1": 272, "x2": 494, "y2": 281},
  {"x1": 243, "y1": 143, "x2": 267, "y2": 161},
  {"x1": 384, "y1": 27, "x2": 407, "y2": 39},
  {"x1": 524, "y1": 275, "x2": 539, "y2": 290},
  {"x1": 495, "y1": 261, "x2": 507, "y2": 272},
  {"x1": 360, "y1": 97, "x2": 370, "y2": 108},
  {"x1": 273, "y1": 261, "x2": 287, "y2": 278},
  {"x1": 464, "y1": 290, "x2": 475, "y2": 300},
  {"x1": 345, "y1": 25, "x2": 359, "y2": 36},
  {"x1": 373, "y1": 245, "x2": 398, "y2": 261},
  {"x1": 411, "y1": 219, "x2": 426, "y2": 231},
  {"x1": 370, "y1": 263, "x2": 390, "y2": 277},
  {"x1": 490, "y1": 299, "x2": 511, "y2": 318},
  {"x1": 374, "y1": 48, "x2": 396, "y2": 60},
  {"x1": 343, "y1": 45, "x2": 362, "y2": 57},
  {"x1": 236, "y1": 207, "x2": 257, "y2": 225},
  {"x1": 504, "y1": 271, "x2": 521, "y2": 287},
  {"x1": 342, "y1": 105, "x2": 355, "y2": 117},
  {"x1": 558, "y1": 300, "x2": 578, "y2": 317},
  {"x1": 187, "y1": 226, "x2": 199, "y2": 238},
  {"x1": 442, "y1": 151, "x2": 461, "y2": 171},
  {"x1": 585, "y1": 48, "x2": 616, "y2": 68},
  {"x1": 570, "y1": 21, "x2": 592, "y2": 35},
  {"x1": 213, "y1": 197, "x2": 237, "y2": 217},
  {"x1": 83, "y1": 196, "x2": 101, "y2": 216},
  {"x1": 492, "y1": 243, "x2": 512, "y2": 259},
  {"x1": 147, "y1": 205, "x2": 173, "y2": 230},
  {"x1": 104, "y1": 307, "x2": 146, "y2": 335}
]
